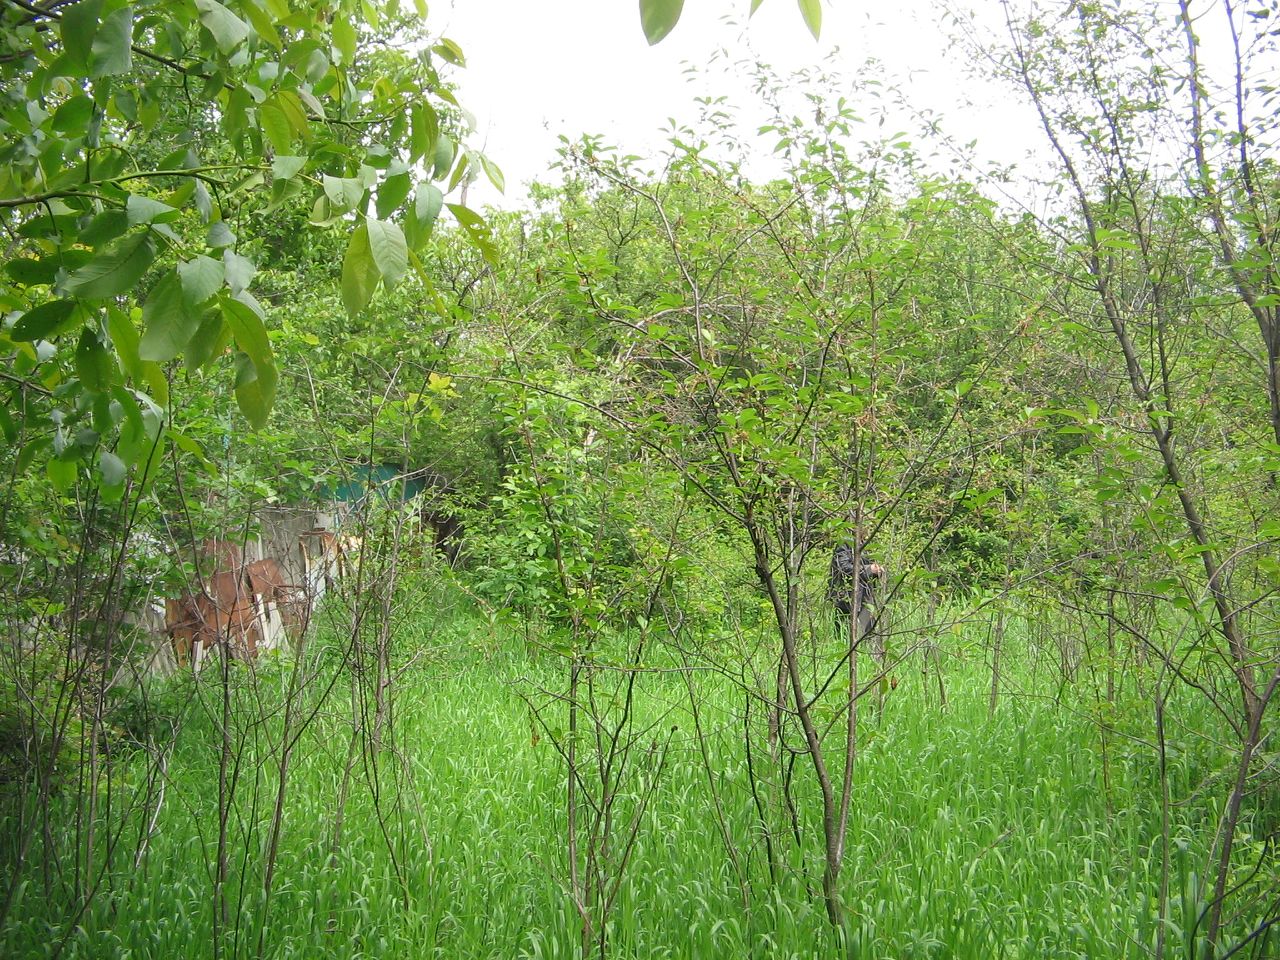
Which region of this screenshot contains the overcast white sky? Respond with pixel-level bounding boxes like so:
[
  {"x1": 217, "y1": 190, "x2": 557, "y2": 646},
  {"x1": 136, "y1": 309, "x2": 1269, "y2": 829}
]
[{"x1": 439, "y1": 0, "x2": 1049, "y2": 210}]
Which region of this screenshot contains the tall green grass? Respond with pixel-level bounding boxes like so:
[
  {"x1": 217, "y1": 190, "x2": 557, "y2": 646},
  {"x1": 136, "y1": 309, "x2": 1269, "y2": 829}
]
[{"x1": 0, "y1": 607, "x2": 1254, "y2": 958}]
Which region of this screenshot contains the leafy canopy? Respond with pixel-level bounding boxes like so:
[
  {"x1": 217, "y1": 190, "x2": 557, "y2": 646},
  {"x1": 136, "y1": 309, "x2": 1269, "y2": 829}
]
[{"x1": 0, "y1": 0, "x2": 498, "y2": 499}]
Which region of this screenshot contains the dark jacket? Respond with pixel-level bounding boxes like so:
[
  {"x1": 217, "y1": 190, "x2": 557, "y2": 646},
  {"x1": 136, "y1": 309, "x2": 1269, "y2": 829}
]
[{"x1": 827, "y1": 545, "x2": 885, "y2": 617}]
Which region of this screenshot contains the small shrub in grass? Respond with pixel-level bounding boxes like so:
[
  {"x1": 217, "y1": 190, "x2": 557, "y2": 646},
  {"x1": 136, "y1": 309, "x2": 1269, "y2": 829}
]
[
  {"x1": 0, "y1": 644, "x2": 93, "y2": 795},
  {"x1": 106, "y1": 669, "x2": 199, "y2": 747}
]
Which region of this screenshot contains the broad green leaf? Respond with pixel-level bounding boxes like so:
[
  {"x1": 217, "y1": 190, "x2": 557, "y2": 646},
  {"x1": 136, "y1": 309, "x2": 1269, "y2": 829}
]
[
  {"x1": 447, "y1": 151, "x2": 468, "y2": 191},
  {"x1": 366, "y1": 218, "x2": 407, "y2": 284},
  {"x1": 797, "y1": 0, "x2": 821, "y2": 39},
  {"x1": 207, "y1": 221, "x2": 236, "y2": 248},
  {"x1": 75, "y1": 328, "x2": 116, "y2": 390},
  {"x1": 126, "y1": 193, "x2": 178, "y2": 225},
  {"x1": 479, "y1": 155, "x2": 505, "y2": 194},
  {"x1": 196, "y1": 0, "x2": 250, "y2": 53},
  {"x1": 433, "y1": 38, "x2": 465, "y2": 65},
  {"x1": 410, "y1": 103, "x2": 439, "y2": 162},
  {"x1": 80, "y1": 210, "x2": 129, "y2": 249},
  {"x1": 48, "y1": 457, "x2": 77, "y2": 494},
  {"x1": 116, "y1": 386, "x2": 160, "y2": 465},
  {"x1": 178, "y1": 256, "x2": 224, "y2": 307},
  {"x1": 376, "y1": 171, "x2": 412, "y2": 219},
  {"x1": 98, "y1": 450, "x2": 127, "y2": 487},
  {"x1": 222, "y1": 294, "x2": 273, "y2": 372},
  {"x1": 90, "y1": 6, "x2": 133, "y2": 77},
  {"x1": 446, "y1": 203, "x2": 498, "y2": 267},
  {"x1": 260, "y1": 99, "x2": 294, "y2": 153},
  {"x1": 52, "y1": 96, "x2": 95, "y2": 134},
  {"x1": 341, "y1": 223, "x2": 378, "y2": 316},
  {"x1": 750, "y1": 0, "x2": 765, "y2": 13},
  {"x1": 274, "y1": 90, "x2": 311, "y2": 139},
  {"x1": 272, "y1": 155, "x2": 306, "y2": 180},
  {"x1": 60, "y1": 0, "x2": 105, "y2": 69},
  {"x1": 333, "y1": 18, "x2": 357, "y2": 64},
  {"x1": 241, "y1": 0, "x2": 281, "y2": 48},
  {"x1": 12, "y1": 300, "x2": 78, "y2": 341},
  {"x1": 65, "y1": 232, "x2": 156, "y2": 299},
  {"x1": 640, "y1": 0, "x2": 684, "y2": 45},
  {"x1": 323, "y1": 175, "x2": 364, "y2": 213},
  {"x1": 233, "y1": 351, "x2": 275, "y2": 429},
  {"x1": 432, "y1": 136, "x2": 455, "y2": 180},
  {"x1": 257, "y1": 91, "x2": 310, "y2": 157},
  {"x1": 185, "y1": 309, "x2": 229, "y2": 371},
  {"x1": 296, "y1": 87, "x2": 324, "y2": 119},
  {"x1": 223, "y1": 250, "x2": 255, "y2": 295},
  {"x1": 141, "y1": 361, "x2": 168, "y2": 406},
  {"x1": 107, "y1": 305, "x2": 143, "y2": 381},
  {"x1": 405, "y1": 183, "x2": 443, "y2": 249},
  {"x1": 139, "y1": 270, "x2": 201, "y2": 362},
  {"x1": 10, "y1": 250, "x2": 94, "y2": 287},
  {"x1": 166, "y1": 429, "x2": 206, "y2": 462}
]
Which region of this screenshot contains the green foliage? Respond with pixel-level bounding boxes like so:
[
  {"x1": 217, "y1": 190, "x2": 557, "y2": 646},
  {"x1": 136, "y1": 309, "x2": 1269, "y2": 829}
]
[
  {"x1": 0, "y1": 0, "x2": 496, "y2": 495},
  {"x1": 0, "y1": 603, "x2": 1248, "y2": 958},
  {"x1": 639, "y1": 0, "x2": 821, "y2": 45}
]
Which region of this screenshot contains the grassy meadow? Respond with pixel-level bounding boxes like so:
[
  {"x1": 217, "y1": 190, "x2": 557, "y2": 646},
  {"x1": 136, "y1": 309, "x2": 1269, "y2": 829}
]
[{"x1": 0, "y1": 602, "x2": 1251, "y2": 959}]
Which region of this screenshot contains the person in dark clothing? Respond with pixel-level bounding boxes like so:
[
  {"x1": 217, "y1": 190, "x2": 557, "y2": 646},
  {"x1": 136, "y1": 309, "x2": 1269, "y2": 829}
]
[{"x1": 828, "y1": 543, "x2": 886, "y2": 642}]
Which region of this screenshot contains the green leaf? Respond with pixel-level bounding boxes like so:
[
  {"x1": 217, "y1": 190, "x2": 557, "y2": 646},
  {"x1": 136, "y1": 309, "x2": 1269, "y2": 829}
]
[
  {"x1": 431, "y1": 136, "x2": 455, "y2": 180},
  {"x1": 167, "y1": 428, "x2": 216, "y2": 474},
  {"x1": 432, "y1": 38, "x2": 466, "y2": 65},
  {"x1": 797, "y1": 0, "x2": 821, "y2": 39},
  {"x1": 261, "y1": 99, "x2": 294, "y2": 153},
  {"x1": 178, "y1": 256, "x2": 225, "y2": 307},
  {"x1": 126, "y1": 194, "x2": 178, "y2": 225},
  {"x1": 116, "y1": 387, "x2": 158, "y2": 465},
  {"x1": 196, "y1": 0, "x2": 251, "y2": 53},
  {"x1": 341, "y1": 222, "x2": 378, "y2": 317},
  {"x1": 223, "y1": 250, "x2": 255, "y2": 295},
  {"x1": 48, "y1": 457, "x2": 77, "y2": 494},
  {"x1": 7, "y1": 255, "x2": 71, "y2": 287},
  {"x1": 75, "y1": 328, "x2": 116, "y2": 390},
  {"x1": 333, "y1": 18, "x2": 357, "y2": 64},
  {"x1": 185, "y1": 309, "x2": 228, "y2": 371},
  {"x1": 98, "y1": 450, "x2": 127, "y2": 487},
  {"x1": 52, "y1": 96, "x2": 95, "y2": 134},
  {"x1": 79, "y1": 209, "x2": 129, "y2": 248},
  {"x1": 323, "y1": 175, "x2": 365, "y2": 214},
  {"x1": 447, "y1": 203, "x2": 498, "y2": 267},
  {"x1": 366, "y1": 218, "x2": 407, "y2": 285},
  {"x1": 410, "y1": 103, "x2": 439, "y2": 163},
  {"x1": 405, "y1": 184, "x2": 443, "y2": 249},
  {"x1": 139, "y1": 271, "x2": 200, "y2": 362},
  {"x1": 640, "y1": 0, "x2": 684, "y2": 45},
  {"x1": 0, "y1": 405, "x2": 15, "y2": 445},
  {"x1": 222, "y1": 295, "x2": 276, "y2": 429},
  {"x1": 273, "y1": 90, "x2": 311, "y2": 140},
  {"x1": 376, "y1": 171, "x2": 412, "y2": 219},
  {"x1": 90, "y1": 6, "x2": 133, "y2": 77},
  {"x1": 479, "y1": 155, "x2": 505, "y2": 194},
  {"x1": 65, "y1": 232, "x2": 156, "y2": 299},
  {"x1": 241, "y1": 0, "x2": 281, "y2": 48},
  {"x1": 272, "y1": 155, "x2": 306, "y2": 180},
  {"x1": 60, "y1": 0, "x2": 104, "y2": 70},
  {"x1": 750, "y1": 0, "x2": 765, "y2": 14},
  {"x1": 207, "y1": 221, "x2": 236, "y2": 248},
  {"x1": 11, "y1": 300, "x2": 78, "y2": 341},
  {"x1": 223, "y1": 294, "x2": 273, "y2": 370},
  {"x1": 233, "y1": 352, "x2": 275, "y2": 430},
  {"x1": 107, "y1": 305, "x2": 143, "y2": 381}
]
